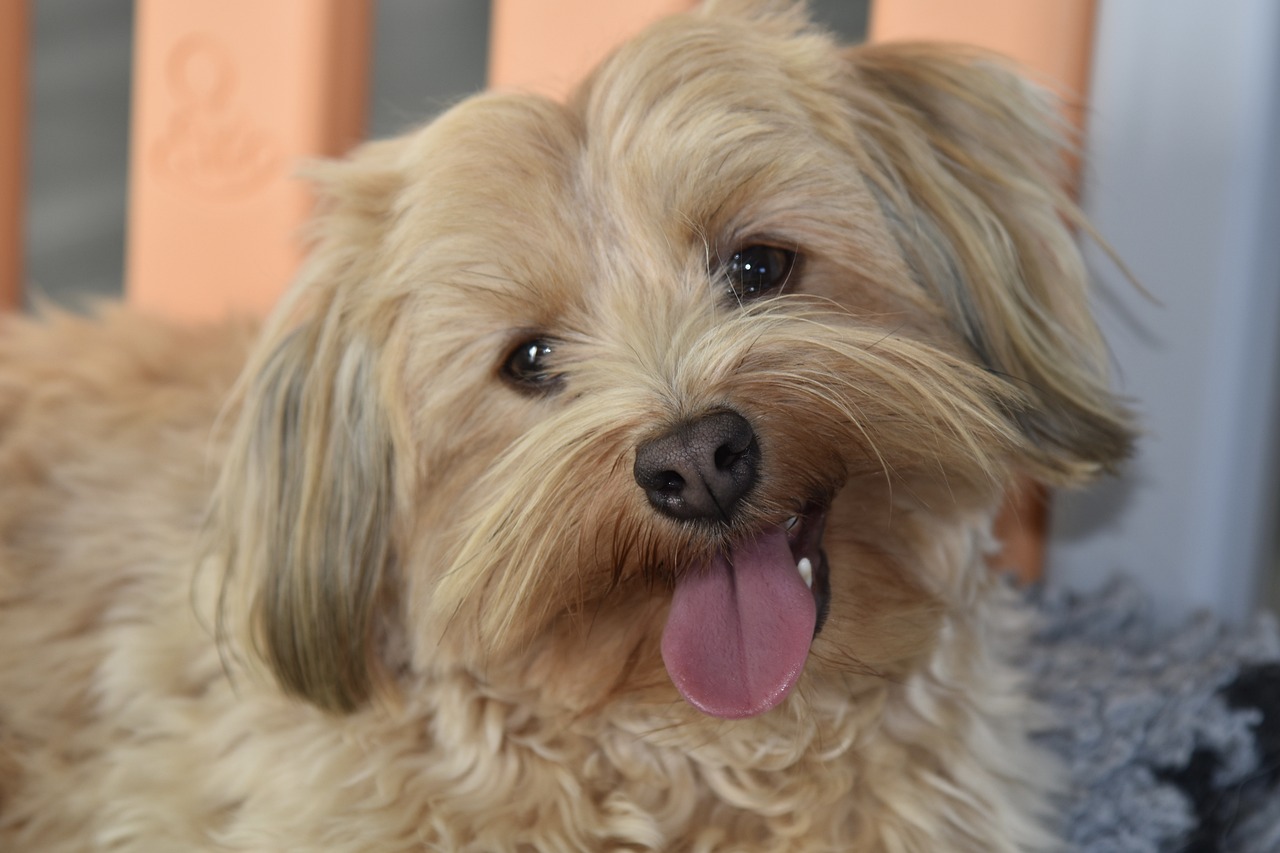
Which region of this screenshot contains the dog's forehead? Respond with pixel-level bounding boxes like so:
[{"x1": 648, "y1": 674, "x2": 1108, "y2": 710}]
[
  {"x1": 385, "y1": 94, "x2": 588, "y2": 319},
  {"x1": 392, "y1": 13, "x2": 869, "y2": 332},
  {"x1": 574, "y1": 14, "x2": 850, "y2": 228}
]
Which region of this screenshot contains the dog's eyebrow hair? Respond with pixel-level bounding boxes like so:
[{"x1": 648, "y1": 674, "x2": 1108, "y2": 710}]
[
  {"x1": 704, "y1": 150, "x2": 746, "y2": 226},
  {"x1": 700, "y1": 203, "x2": 736, "y2": 249},
  {"x1": 448, "y1": 266, "x2": 551, "y2": 315},
  {"x1": 672, "y1": 209, "x2": 712, "y2": 265},
  {"x1": 452, "y1": 266, "x2": 532, "y2": 294}
]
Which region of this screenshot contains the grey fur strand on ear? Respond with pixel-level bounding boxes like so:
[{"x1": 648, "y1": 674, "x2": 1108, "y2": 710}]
[{"x1": 845, "y1": 42, "x2": 1136, "y2": 483}]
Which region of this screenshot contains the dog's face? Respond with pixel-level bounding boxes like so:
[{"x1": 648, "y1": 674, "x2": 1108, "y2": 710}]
[{"x1": 211, "y1": 3, "x2": 1131, "y2": 719}]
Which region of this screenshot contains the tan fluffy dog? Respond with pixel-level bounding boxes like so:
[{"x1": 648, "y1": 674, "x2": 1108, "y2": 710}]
[{"x1": 0, "y1": 2, "x2": 1132, "y2": 850}]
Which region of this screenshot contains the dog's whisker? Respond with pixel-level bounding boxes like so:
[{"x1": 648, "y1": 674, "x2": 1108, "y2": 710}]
[{"x1": 862, "y1": 321, "x2": 909, "y2": 353}]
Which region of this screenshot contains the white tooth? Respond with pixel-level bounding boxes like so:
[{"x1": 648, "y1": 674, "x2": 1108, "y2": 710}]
[{"x1": 797, "y1": 557, "x2": 813, "y2": 589}]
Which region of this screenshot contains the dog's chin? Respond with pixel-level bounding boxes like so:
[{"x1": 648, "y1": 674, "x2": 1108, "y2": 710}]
[{"x1": 659, "y1": 503, "x2": 832, "y2": 720}]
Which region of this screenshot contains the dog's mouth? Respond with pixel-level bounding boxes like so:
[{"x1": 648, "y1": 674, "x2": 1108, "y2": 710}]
[{"x1": 660, "y1": 504, "x2": 831, "y2": 719}]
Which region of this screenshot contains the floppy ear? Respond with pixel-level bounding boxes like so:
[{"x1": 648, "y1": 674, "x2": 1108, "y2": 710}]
[
  {"x1": 211, "y1": 141, "x2": 406, "y2": 714},
  {"x1": 846, "y1": 43, "x2": 1134, "y2": 484}
]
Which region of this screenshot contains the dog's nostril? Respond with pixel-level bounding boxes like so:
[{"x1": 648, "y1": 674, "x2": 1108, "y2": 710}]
[
  {"x1": 714, "y1": 443, "x2": 743, "y2": 471},
  {"x1": 655, "y1": 471, "x2": 686, "y2": 495},
  {"x1": 633, "y1": 410, "x2": 760, "y2": 524}
]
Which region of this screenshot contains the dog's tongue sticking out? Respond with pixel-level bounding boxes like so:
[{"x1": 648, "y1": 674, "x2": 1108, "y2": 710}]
[{"x1": 661, "y1": 528, "x2": 816, "y2": 718}]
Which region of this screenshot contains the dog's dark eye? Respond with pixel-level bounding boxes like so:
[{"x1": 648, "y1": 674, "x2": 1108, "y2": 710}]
[
  {"x1": 724, "y1": 245, "x2": 797, "y2": 300},
  {"x1": 501, "y1": 338, "x2": 563, "y2": 392}
]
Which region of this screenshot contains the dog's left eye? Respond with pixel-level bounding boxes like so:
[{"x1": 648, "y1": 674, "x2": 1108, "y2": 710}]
[
  {"x1": 723, "y1": 245, "x2": 797, "y2": 300},
  {"x1": 501, "y1": 337, "x2": 563, "y2": 392}
]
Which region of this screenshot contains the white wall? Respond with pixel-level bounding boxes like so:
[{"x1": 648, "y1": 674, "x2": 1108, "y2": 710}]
[{"x1": 1048, "y1": 0, "x2": 1280, "y2": 621}]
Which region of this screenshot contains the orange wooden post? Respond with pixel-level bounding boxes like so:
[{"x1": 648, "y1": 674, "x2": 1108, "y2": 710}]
[
  {"x1": 1, "y1": 0, "x2": 28, "y2": 312},
  {"x1": 991, "y1": 480, "x2": 1051, "y2": 582},
  {"x1": 489, "y1": 0, "x2": 697, "y2": 100},
  {"x1": 870, "y1": 0, "x2": 1096, "y2": 127},
  {"x1": 125, "y1": 0, "x2": 373, "y2": 321},
  {"x1": 871, "y1": 0, "x2": 1099, "y2": 581}
]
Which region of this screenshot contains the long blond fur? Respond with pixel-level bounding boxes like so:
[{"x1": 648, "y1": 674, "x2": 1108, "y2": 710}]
[
  {"x1": 846, "y1": 43, "x2": 1133, "y2": 480},
  {"x1": 207, "y1": 137, "x2": 417, "y2": 713},
  {"x1": 0, "y1": 2, "x2": 1132, "y2": 850}
]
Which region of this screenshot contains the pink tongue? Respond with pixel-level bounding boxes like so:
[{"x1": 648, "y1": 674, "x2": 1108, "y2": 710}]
[{"x1": 661, "y1": 528, "x2": 817, "y2": 719}]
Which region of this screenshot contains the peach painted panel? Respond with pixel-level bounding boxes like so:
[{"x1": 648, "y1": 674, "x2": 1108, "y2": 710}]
[
  {"x1": 870, "y1": 0, "x2": 1097, "y2": 129},
  {"x1": 489, "y1": 0, "x2": 698, "y2": 100},
  {"x1": 1, "y1": 1, "x2": 27, "y2": 312},
  {"x1": 125, "y1": 0, "x2": 372, "y2": 320}
]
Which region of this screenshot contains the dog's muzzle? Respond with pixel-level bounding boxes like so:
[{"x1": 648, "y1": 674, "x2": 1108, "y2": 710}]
[{"x1": 633, "y1": 410, "x2": 832, "y2": 719}]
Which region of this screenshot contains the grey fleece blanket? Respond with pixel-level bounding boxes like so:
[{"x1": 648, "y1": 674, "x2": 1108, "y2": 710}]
[{"x1": 1026, "y1": 580, "x2": 1280, "y2": 853}]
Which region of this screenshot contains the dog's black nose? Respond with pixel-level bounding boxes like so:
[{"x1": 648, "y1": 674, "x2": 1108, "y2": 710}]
[{"x1": 633, "y1": 410, "x2": 760, "y2": 523}]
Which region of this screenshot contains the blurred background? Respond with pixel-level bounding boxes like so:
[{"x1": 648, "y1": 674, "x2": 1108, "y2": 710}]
[
  {"x1": 25, "y1": 0, "x2": 493, "y2": 303},
  {"x1": 10, "y1": 0, "x2": 1280, "y2": 622},
  {"x1": 21, "y1": 0, "x2": 866, "y2": 305}
]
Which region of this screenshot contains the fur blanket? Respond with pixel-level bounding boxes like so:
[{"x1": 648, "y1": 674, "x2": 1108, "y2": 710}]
[{"x1": 1027, "y1": 580, "x2": 1280, "y2": 852}]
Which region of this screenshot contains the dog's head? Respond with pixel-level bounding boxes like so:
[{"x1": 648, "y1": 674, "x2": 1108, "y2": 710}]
[{"x1": 211, "y1": 1, "x2": 1132, "y2": 718}]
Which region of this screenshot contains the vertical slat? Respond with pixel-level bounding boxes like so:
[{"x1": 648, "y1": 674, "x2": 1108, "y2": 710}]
[
  {"x1": 870, "y1": 0, "x2": 1096, "y2": 129},
  {"x1": 125, "y1": 0, "x2": 372, "y2": 321},
  {"x1": 0, "y1": 0, "x2": 28, "y2": 312},
  {"x1": 870, "y1": 0, "x2": 1099, "y2": 581},
  {"x1": 489, "y1": 0, "x2": 697, "y2": 100},
  {"x1": 992, "y1": 481, "x2": 1050, "y2": 582}
]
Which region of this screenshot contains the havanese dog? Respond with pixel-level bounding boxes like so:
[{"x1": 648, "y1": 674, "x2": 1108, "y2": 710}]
[{"x1": 0, "y1": 1, "x2": 1133, "y2": 850}]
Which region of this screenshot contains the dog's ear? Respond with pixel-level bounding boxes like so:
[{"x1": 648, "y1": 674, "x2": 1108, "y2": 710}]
[
  {"x1": 211, "y1": 141, "x2": 406, "y2": 714},
  {"x1": 846, "y1": 43, "x2": 1134, "y2": 484}
]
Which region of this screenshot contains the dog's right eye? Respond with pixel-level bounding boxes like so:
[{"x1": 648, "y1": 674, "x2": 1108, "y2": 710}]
[
  {"x1": 501, "y1": 337, "x2": 563, "y2": 392},
  {"x1": 723, "y1": 244, "x2": 797, "y2": 301}
]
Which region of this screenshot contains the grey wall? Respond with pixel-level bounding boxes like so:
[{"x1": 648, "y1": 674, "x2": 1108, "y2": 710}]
[
  {"x1": 24, "y1": 0, "x2": 133, "y2": 304},
  {"x1": 1047, "y1": 0, "x2": 1280, "y2": 620},
  {"x1": 368, "y1": 0, "x2": 491, "y2": 140}
]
